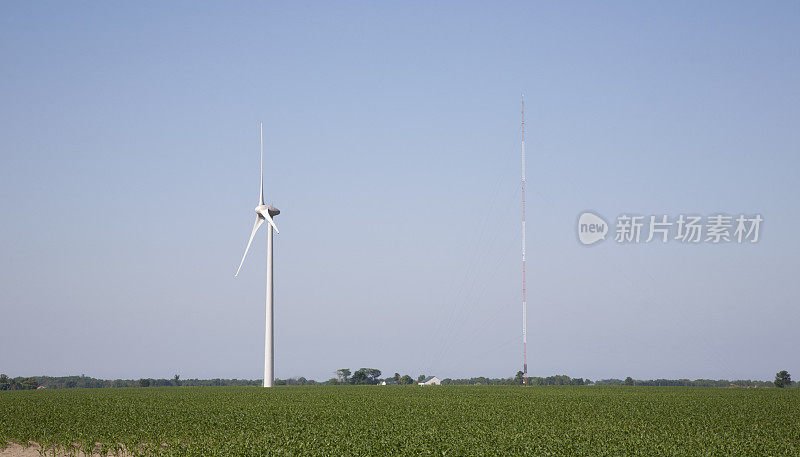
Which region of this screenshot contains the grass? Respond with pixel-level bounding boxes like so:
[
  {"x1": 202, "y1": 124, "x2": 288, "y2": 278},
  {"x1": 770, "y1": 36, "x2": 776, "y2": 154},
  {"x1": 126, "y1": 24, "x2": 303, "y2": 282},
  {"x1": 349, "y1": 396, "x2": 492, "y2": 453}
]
[{"x1": 1, "y1": 386, "x2": 798, "y2": 456}]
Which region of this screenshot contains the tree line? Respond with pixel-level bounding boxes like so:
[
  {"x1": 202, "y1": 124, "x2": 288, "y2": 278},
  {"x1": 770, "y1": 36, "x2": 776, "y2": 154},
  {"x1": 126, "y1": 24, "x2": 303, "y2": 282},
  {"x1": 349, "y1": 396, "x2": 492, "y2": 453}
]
[
  {"x1": 1, "y1": 370, "x2": 793, "y2": 390},
  {"x1": 332, "y1": 369, "x2": 434, "y2": 385},
  {"x1": 441, "y1": 373, "x2": 589, "y2": 386},
  {"x1": 595, "y1": 377, "x2": 776, "y2": 388},
  {"x1": 0, "y1": 374, "x2": 38, "y2": 390},
  {"x1": 0, "y1": 374, "x2": 262, "y2": 390}
]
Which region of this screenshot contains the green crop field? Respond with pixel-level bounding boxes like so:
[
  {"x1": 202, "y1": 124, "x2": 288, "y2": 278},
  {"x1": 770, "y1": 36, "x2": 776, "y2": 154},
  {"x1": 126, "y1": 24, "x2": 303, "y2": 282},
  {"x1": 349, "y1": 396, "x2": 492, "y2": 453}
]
[{"x1": 1, "y1": 386, "x2": 799, "y2": 456}]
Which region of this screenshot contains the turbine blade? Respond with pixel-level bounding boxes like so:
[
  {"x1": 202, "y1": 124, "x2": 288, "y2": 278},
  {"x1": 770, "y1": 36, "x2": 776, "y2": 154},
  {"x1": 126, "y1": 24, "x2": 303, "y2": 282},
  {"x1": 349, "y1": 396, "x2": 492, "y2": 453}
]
[
  {"x1": 259, "y1": 122, "x2": 264, "y2": 205},
  {"x1": 264, "y1": 213, "x2": 279, "y2": 234},
  {"x1": 235, "y1": 216, "x2": 264, "y2": 276}
]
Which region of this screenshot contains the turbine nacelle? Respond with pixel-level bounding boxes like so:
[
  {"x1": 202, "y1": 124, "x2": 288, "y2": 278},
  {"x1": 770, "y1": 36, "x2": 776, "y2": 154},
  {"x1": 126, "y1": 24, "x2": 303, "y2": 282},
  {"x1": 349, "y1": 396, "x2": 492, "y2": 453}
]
[
  {"x1": 256, "y1": 204, "x2": 280, "y2": 235},
  {"x1": 256, "y1": 204, "x2": 280, "y2": 218}
]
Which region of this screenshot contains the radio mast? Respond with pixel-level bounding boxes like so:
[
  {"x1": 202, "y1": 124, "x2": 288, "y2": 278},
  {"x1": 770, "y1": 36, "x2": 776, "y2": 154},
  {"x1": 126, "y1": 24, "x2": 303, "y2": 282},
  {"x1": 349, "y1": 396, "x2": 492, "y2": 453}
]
[{"x1": 521, "y1": 94, "x2": 528, "y2": 386}]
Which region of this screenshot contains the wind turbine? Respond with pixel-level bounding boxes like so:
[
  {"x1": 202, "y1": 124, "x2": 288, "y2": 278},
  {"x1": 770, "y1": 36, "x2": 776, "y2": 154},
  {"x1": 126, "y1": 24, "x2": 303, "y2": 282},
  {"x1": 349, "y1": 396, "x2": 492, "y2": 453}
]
[{"x1": 235, "y1": 121, "x2": 280, "y2": 388}]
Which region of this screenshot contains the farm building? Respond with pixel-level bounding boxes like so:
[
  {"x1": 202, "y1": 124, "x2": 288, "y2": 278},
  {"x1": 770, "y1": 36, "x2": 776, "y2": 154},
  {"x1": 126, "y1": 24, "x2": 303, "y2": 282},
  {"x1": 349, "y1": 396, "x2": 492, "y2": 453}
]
[{"x1": 418, "y1": 376, "x2": 441, "y2": 386}]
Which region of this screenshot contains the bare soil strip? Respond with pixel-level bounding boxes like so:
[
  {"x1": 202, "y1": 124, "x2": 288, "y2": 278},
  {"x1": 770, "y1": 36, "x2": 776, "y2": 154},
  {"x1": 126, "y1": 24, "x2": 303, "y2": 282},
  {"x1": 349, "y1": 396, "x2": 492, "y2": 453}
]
[{"x1": 1, "y1": 443, "x2": 132, "y2": 457}]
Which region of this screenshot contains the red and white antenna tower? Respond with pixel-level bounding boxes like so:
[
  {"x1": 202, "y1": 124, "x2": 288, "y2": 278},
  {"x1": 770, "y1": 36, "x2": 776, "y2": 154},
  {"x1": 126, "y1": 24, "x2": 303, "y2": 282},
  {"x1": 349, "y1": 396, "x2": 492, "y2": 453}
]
[{"x1": 521, "y1": 94, "x2": 528, "y2": 386}]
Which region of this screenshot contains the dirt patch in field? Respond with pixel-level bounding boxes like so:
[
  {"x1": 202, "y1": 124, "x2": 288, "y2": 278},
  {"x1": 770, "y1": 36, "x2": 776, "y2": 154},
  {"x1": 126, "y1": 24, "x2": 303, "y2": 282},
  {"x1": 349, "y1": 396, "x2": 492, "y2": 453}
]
[
  {"x1": 1, "y1": 443, "x2": 133, "y2": 457},
  {"x1": 3, "y1": 443, "x2": 76, "y2": 456}
]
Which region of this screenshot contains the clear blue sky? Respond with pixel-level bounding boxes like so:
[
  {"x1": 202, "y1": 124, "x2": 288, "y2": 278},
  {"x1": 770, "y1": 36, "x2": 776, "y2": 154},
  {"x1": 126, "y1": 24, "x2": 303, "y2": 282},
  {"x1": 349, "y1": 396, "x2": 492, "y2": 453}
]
[{"x1": 1, "y1": 1, "x2": 798, "y2": 382}]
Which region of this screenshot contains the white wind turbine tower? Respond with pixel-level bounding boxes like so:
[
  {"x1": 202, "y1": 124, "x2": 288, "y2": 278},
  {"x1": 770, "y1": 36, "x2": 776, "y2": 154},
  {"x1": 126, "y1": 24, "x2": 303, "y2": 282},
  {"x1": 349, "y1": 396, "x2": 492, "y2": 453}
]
[{"x1": 235, "y1": 122, "x2": 280, "y2": 388}]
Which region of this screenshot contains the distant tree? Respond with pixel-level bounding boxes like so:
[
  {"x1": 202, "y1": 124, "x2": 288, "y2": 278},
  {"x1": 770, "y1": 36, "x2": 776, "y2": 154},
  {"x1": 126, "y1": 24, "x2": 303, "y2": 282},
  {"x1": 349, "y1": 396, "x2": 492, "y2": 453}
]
[
  {"x1": 366, "y1": 369, "x2": 381, "y2": 382},
  {"x1": 400, "y1": 375, "x2": 414, "y2": 385},
  {"x1": 138, "y1": 378, "x2": 151, "y2": 388},
  {"x1": 624, "y1": 377, "x2": 634, "y2": 386},
  {"x1": 350, "y1": 371, "x2": 367, "y2": 384},
  {"x1": 774, "y1": 370, "x2": 792, "y2": 388},
  {"x1": 350, "y1": 368, "x2": 382, "y2": 385},
  {"x1": 21, "y1": 378, "x2": 38, "y2": 390},
  {"x1": 336, "y1": 369, "x2": 351, "y2": 384},
  {"x1": 173, "y1": 374, "x2": 181, "y2": 386},
  {"x1": 417, "y1": 374, "x2": 426, "y2": 383},
  {"x1": 394, "y1": 373, "x2": 401, "y2": 382},
  {"x1": 0, "y1": 374, "x2": 9, "y2": 391},
  {"x1": 514, "y1": 371, "x2": 524, "y2": 385}
]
